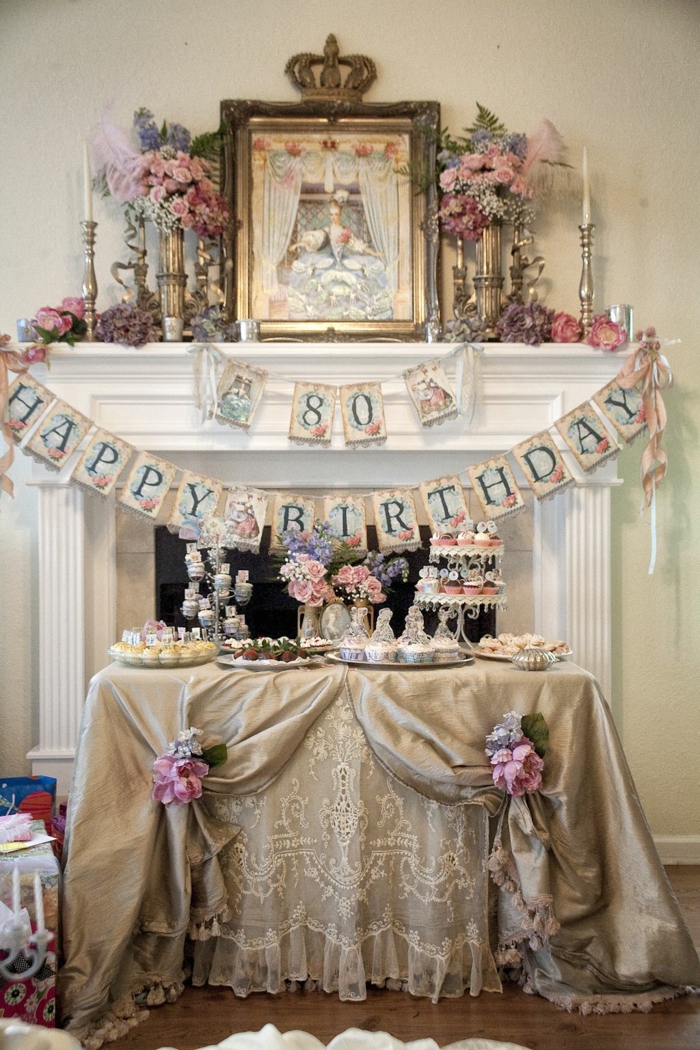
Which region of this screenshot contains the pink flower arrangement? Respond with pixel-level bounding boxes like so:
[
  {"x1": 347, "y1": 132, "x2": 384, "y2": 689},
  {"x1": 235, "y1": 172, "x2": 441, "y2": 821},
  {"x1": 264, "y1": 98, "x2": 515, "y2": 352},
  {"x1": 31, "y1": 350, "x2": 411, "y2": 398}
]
[
  {"x1": 485, "y1": 711, "x2": 548, "y2": 798},
  {"x1": 332, "y1": 564, "x2": 387, "y2": 604},
  {"x1": 588, "y1": 314, "x2": 626, "y2": 352},
  {"x1": 490, "y1": 739, "x2": 544, "y2": 798},
  {"x1": 551, "y1": 311, "x2": 582, "y2": 343},
  {"x1": 152, "y1": 726, "x2": 227, "y2": 807},
  {"x1": 21, "y1": 344, "x2": 48, "y2": 364},
  {"x1": 132, "y1": 149, "x2": 229, "y2": 237},
  {"x1": 32, "y1": 298, "x2": 87, "y2": 346},
  {"x1": 280, "y1": 553, "x2": 335, "y2": 606},
  {"x1": 152, "y1": 754, "x2": 209, "y2": 805}
]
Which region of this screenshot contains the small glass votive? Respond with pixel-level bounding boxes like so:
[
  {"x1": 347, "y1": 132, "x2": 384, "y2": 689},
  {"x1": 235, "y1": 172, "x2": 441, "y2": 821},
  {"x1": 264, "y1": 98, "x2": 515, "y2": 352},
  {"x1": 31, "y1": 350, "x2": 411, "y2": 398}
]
[
  {"x1": 606, "y1": 304, "x2": 633, "y2": 343},
  {"x1": 17, "y1": 319, "x2": 34, "y2": 342},
  {"x1": 237, "y1": 319, "x2": 260, "y2": 342}
]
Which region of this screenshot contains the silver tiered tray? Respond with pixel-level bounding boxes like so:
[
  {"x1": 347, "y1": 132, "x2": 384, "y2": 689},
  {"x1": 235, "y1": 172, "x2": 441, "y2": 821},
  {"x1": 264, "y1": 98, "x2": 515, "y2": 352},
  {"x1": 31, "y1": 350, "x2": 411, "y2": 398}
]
[
  {"x1": 428, "y1": 542, "x2": 504, "y2": 564},
  {"x1": 413, "y1": 591, "x2": 508, "y2": 647}
]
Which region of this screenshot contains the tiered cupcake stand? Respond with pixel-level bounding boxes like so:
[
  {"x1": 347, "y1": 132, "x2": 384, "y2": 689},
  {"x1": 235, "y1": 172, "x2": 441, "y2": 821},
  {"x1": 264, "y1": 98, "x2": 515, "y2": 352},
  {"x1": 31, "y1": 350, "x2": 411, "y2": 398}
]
[{"x1": 413, "y1": 542, "x2": 507, "y2": 649}]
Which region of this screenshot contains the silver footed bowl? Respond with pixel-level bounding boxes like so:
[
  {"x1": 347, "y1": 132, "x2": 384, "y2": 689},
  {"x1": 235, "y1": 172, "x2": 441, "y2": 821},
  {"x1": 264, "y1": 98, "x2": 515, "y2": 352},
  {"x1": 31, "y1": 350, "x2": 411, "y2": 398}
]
[{"x1": 511, "y1": 647, "x2": 557, "y2": 672}]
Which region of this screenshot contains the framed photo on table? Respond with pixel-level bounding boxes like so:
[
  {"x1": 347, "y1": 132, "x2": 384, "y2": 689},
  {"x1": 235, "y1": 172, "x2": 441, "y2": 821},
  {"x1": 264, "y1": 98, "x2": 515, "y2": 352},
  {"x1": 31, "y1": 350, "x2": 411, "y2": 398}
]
[{"x1": 221, "y1": 37, "x2": 440, "y2": 342}]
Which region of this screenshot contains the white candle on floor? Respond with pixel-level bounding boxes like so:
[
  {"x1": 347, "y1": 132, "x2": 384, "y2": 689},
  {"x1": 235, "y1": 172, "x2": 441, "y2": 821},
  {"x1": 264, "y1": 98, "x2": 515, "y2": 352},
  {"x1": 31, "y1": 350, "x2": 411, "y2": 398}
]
[{"x1": 34, "y1": 869, "x2": 45, "y2": 933}]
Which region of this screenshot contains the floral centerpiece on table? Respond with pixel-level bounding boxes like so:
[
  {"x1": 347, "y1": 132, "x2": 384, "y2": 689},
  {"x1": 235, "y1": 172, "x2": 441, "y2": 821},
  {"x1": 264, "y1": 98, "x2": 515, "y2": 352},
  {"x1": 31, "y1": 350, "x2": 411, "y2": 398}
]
[
  {"x1": 277, "y1": 521, "x2": 409, "y2": 607},
  {"x1": 431, "y1": 105, "x2": 565, "y2": 241},
  {"x1": 91, "y1": 109, "x2": 229, "y2": 239},
  {"x1": 485, "y1": 711, "x2": 549, "y2": 797}
]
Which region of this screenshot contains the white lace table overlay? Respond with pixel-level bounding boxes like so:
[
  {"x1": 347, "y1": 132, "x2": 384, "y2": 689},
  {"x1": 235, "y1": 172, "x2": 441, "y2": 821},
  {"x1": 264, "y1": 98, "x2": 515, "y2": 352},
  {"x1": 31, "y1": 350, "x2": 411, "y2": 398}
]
[{"x1": 193, "y1": 692, "x2": 500, "y2": 1002}]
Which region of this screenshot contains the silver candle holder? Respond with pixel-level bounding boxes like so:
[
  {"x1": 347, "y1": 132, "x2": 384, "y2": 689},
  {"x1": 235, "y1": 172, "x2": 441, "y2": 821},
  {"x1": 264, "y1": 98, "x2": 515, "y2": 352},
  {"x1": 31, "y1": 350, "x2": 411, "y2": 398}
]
[
  {"x1": 81, "y1": 220, "x2": 98, "y2": 341},
  {"x1": 578, "y1": 223, "x2": 595, "y2": 336}
]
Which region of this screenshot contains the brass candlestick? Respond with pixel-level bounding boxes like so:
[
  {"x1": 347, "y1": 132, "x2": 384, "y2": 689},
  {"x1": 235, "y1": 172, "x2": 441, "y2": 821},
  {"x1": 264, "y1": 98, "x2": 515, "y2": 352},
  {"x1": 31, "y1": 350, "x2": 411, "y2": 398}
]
[
  {"x1": 578, "y1": 223, "x2": 595, "y2": 336},
  {"x1": 81, "y1": 220, "x2": 98, "y2": 341}
]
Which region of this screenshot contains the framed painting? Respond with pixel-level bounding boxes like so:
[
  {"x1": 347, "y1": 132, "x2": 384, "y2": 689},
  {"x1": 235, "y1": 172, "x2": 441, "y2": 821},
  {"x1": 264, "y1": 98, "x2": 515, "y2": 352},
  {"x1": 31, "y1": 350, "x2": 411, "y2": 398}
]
[{"x1": 221, "y1": 39, "x2": 440, "y2": 342}]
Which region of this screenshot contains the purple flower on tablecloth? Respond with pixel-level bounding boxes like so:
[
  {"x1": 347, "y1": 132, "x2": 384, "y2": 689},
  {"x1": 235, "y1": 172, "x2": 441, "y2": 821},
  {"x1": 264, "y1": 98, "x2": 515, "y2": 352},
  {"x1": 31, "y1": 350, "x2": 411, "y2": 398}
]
[{"x1": 152, "y1": 754, "x2": 209, "y2": 805}]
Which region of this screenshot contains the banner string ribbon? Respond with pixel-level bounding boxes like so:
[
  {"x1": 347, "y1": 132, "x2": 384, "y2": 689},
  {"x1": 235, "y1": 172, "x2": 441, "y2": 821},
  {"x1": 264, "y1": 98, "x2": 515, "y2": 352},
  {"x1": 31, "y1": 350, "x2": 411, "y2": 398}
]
[
  {"x1": 0, "y1": 339, "x2": 33, "y2": 500},
  {"x1": 187, "y1": 344, "x2": 223, "y2": 425},
  {"x1": 615, "y1": 330, "x2": 676, "y2": 574}
]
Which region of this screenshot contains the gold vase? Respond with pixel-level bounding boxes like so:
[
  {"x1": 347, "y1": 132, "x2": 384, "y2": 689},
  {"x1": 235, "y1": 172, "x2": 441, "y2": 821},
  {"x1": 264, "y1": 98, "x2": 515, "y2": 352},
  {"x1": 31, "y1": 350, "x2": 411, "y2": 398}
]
[
  {"x1": 474, "y1": 222, "x2": 504, "y2": 339},
  {"x1": 156, "y1": 226, "x2": 187, "y2": 340}
]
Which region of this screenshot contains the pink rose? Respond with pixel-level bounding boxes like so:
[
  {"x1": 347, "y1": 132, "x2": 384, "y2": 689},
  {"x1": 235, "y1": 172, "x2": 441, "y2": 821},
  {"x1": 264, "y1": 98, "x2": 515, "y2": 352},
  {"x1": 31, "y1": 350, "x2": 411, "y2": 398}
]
[
  {"x1": 384, "y1": 143, "x2": 398, "y2": 159},
  {"x1": 305, "y1": 559, "x2": 327, "y2": 581},
  {"x1": 150, "y1": 158, "x2": 166, "y2": 179},
  {"x1": 495, "y1": 166, "x2": 515, "y2": 184},
  {"x1": 351, "y1": 565, "x2": 370, "y2": 586},
  {"x1": 595, "y1": 438, "x2": 609, "y2": 455},
  {"x1": 21, "y1": 344, "x2": 47, "y2": 364},
  {"x1": 34, "y1": 308, "x2": 63, "y2": 335},
  {"x1": 551, "y1": 311, "x2": 583, "y2": 343},
  {"x1": 152, "y1": 754, "x2": 209, "y2": 805},
  {"x1": 502, "y1": 494, "x2": 517, "y2": 508},
  {"x1": 333, "y1": 565, "x2": 356, "y2": 587},
  {"x1": 491, "y1": 738, "x2": 544, "y2": 798},
  {"x1": 290, "y1": 579, "x2": 313, "y2": 604},
  {"x1": 164, "y1": 178, "x2": 179, "y2": 194},
  {"x1": 635, "y1": 407, "x2": 646, "y2": 424},
  {"x1": 189, "y1": 158, "x2": 204, "y2": 180},
  {"x1": 172, "y1": 165, "x2": 192, "y2": 184},
  {"x1": 588, "y1": 315, "x2": 626, "y2": 352},
  {"x1": 346, "y1": 532, "x2": 362, "y2": 547},
  {"x1": 8, "y1": 418, "x2": 26, "y2": 431},
  {"x1": 181, "y1": 213, "x2": 195, "y2": 229},
  {"x1": 550, "y1": 465, "x2": 564, "y2": 484},
  {"x1": 397, "y1": 528, "x2": 414, "y2": 541},
  {"x1": 439, "y1": 168, "x2": 459, "y2": 192},
  {"x1": 61, "y1": 297, "x2": 85, "y2": 319},
  {"x1": 150, "y1": 185, "x2": 166, "y2": 203},
  {"x1": 338, "y1": 229, "x2": 351, "y2": 244},
  {"x1": 285, "y1": 141, "x2": 303, "y2": 156},
  {"x1": 170, "y1": 197, "x2": 189, "y2": 217},
  {"x1": 47, "y1": 447, "x2": 66, "y2": 460},
  {"x1": 364, "y1": 421, "x2": 381, "y2": 436}
]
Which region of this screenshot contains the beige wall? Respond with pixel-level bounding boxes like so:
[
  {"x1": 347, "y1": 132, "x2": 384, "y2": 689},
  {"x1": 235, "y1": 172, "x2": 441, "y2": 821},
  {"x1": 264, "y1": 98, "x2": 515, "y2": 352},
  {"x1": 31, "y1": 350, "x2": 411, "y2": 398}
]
[{"x1": 1, "y1": 0, "x2": 699, "y2": 837}]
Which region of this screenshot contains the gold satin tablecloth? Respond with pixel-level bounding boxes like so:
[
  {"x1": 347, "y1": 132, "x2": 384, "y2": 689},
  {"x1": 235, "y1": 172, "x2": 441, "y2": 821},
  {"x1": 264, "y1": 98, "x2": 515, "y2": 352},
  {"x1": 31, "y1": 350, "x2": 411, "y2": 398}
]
[{"x1": 59, "y1": 661, "x2": 700, "y2": 1047}]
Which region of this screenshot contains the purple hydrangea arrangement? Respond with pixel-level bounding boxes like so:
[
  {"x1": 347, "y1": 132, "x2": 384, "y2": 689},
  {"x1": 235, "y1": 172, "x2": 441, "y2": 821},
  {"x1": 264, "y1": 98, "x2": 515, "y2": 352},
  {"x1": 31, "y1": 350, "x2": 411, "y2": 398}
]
[
  {"x1": 95, "y1": 303, "x2": 160, "y2": 347},
  {"x1": 496, "y1": 302, "x2": 556, "y2": 346}
]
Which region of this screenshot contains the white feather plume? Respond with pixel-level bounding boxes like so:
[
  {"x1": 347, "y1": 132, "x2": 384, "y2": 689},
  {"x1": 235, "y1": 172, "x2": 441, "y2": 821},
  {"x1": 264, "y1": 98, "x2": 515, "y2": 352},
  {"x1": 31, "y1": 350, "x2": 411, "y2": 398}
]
[{"x1": 90, "y1": 110, "x2": 145, "y2": 202}]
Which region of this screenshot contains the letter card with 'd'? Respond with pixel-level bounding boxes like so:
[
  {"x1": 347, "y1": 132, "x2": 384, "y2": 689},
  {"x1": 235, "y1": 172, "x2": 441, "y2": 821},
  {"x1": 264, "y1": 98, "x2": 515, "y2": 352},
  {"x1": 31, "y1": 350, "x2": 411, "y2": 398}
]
[
  {"x1": 467, "y1": 455, "x2": 525, "y2": 521},
  {"x1": 372, "y1": 488, "x2": 421, "y2": 553},
  {"x1": 118, "y1": 451, "x2": 178, "y2": 520},
  {"x1": 511, "y1": 430, "x2": 573, "y2": 501}
]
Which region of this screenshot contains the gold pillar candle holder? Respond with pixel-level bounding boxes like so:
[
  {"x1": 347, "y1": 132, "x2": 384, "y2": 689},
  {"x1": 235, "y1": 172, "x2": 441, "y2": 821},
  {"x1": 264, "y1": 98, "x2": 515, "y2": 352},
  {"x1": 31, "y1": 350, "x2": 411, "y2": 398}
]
[
  {"x1": 81, "y1": 220, "x2": 98, "y2": 341},
  {"x1": 578, "y1": 223, "x2": 595, "y2": 336},
  {"x1": 473, "y1": 222, "x2": 504, "y2": 339}
]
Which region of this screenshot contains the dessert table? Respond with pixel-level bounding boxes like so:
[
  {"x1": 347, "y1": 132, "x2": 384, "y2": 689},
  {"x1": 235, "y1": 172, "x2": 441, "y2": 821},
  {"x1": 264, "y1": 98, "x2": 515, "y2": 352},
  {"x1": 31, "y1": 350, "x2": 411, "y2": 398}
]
[{"x1": 58, "y1": 660, "x2": 700, "y2": 1047}]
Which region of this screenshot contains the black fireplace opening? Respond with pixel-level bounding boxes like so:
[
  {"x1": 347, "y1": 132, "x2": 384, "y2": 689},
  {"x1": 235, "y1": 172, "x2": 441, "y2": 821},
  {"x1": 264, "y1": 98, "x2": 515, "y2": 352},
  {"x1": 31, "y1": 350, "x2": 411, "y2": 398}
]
[{"x1": 155, "y1": 525, "x2": 497, "y2": 642}]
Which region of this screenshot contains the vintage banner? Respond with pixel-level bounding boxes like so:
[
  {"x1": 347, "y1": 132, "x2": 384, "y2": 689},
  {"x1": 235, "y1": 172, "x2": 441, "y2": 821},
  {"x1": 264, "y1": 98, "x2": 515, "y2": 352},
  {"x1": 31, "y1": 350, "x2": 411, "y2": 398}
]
[
  {"x1": 555, "y1": 403, "x2": 620, "y2": 473},
  {"x1": 372, "y1": 488, "x2": 422, "y2": 552},
  {"x1": 289, "y1": 382, "x2": 337, "y2": 446},
  {"x1": 593, "y1": 378, "x2": 647, "y2": 445},
  {"x1": 511, "y1": 430, "x2": 574, "y2": 501},
  {"x1": 7, "y1": 374, "x2": 56, "y2": 445},
  {"x1": 71, "y1": 428, "x2": 133, "y2": 497},
  {"x1": 271, "y1": 492, "x2": 316, "y2": 548},
  {"x1": 25, "y1": 400, "x2": 92, "y2": 472},
  {"x1": 323, "y1": 494, "x2": 368, "y2": 550},
  {"x1": 419, "y1": 474, "x2": 470, "y2": 534},
  {"x1": 215, "y1": 358, "x2": 267, "y2": 432},
  {"x1": 467, "y1": 454, "x2": 526, "y2": 521},
  {"x1": 339, "y1": 382, "x2": 387, "y2": 447},
  {"x1": 403, "y1": 359, "x2": 457, "y2": 428},
  {"x1": 169, "y1": 470, "x2": 223, "y2": 537},
  {"x1": 118, "y1": 451, "x2": 178, "y2": 521},
  {"x1": 220, "y1": 488, "x2": 269, "y2": 553}
]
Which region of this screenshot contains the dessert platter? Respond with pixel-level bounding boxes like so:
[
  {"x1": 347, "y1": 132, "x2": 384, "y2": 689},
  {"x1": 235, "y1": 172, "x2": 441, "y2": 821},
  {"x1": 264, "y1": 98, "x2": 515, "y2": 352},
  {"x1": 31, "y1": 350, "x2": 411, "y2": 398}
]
[
  {"x1": 217, "y1": 636, "x2": 329, "y2": 670},
  {"x1": 108, "y1": 635, "x2": 219, "y2": 668},
  {"x1": 329, "y1": 606, "x2": 475, "y2": 669},
  {"x1": 414, "y1": 520, "x2": 508, "y2": 642},
  {"x1": 475, "y1": 632, "x2": 573, "y2": 661}
]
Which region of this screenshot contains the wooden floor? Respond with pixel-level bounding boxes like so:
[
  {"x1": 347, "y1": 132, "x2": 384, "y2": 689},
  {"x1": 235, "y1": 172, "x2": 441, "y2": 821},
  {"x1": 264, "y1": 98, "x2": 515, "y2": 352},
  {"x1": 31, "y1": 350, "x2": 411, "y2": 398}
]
[{"x1": 117, "y1": 867, "x2": 700, "y2": 1050}]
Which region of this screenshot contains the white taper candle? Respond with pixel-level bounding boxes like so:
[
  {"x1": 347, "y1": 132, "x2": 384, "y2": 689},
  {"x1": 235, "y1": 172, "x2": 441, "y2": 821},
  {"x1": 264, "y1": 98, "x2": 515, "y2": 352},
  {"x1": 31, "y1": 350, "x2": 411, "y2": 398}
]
[
  {"x1": 582, "y1": 146, "x2": 591, "y2": 224},
  {"x1": 83, "y1": 142, "x2": 94, "y2": 223},
  {"x1": 34, "y1": 870, "x2": 45, "y2": 934}
]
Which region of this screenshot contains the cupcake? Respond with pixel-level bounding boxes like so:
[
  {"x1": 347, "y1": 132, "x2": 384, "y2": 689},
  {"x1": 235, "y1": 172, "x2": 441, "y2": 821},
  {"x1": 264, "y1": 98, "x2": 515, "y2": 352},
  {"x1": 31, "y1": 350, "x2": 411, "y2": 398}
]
[
  {"x1": 339, "y1": 639, "x2": 366, "y2": 661},
  {"x1": 457, "y1": 531, "x2": 476, "y2": 546},
  {"x1": 430, "y1": 529, "x2": 457, "y2": 546},
  {"x1": 364, "y1": 639, "x2": 397, "y2": 663},
  {"x1": 474, "y1": 532, "x2": 491, "y2": 548},
  {"x1": 398, "y1": 641, "x2": 434, "y2": 663},
  {"x1": 463, "y1": 578, "x2": 483, "y2": 596},
  {"x1": 431, "y1": 637, "x2": 460, "y2": 662}
]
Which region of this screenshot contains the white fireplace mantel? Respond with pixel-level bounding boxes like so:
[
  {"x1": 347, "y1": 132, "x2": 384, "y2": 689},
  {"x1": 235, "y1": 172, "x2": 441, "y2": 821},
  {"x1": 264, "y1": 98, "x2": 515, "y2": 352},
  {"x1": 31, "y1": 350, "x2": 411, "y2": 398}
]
[{"x1": 24, "y1": 341, "x2": 624, "y2": 792}]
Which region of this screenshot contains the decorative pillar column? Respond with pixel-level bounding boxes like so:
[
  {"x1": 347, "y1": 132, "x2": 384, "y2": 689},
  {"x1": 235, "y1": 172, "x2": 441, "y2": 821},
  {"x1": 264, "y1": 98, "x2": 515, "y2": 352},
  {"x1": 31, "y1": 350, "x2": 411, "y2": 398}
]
[{"x1": 26, "y1": 480, "x2": 86, "y2": 793}]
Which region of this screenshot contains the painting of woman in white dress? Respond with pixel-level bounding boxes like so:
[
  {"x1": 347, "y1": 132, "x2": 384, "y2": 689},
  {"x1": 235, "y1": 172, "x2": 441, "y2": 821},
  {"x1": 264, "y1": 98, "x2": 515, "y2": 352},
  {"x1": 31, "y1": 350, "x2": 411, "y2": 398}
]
[
  {"x1": 249, "y1": 131, "x2": 412, "y2": 323},
  {"x1": 287, "y1": 190, "x2": 392, "y2": 321}
]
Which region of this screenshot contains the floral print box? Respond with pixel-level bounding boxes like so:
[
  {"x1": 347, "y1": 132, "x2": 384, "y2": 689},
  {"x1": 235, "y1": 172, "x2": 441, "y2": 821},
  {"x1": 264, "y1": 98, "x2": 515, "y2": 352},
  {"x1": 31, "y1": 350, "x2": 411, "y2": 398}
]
[{"x1": 0, "y1": 825, "x2": 58, "y2": 1027}]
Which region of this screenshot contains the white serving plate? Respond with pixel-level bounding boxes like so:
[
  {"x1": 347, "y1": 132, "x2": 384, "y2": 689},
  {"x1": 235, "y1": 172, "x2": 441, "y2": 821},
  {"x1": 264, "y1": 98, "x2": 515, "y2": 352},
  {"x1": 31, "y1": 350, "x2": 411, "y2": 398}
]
[
  {"x1": 326, "y1": 652, "x2": 474, "y2": 670},
  {"x1": 217, "y1": 654, "x2": 324, "y2": 671},
  {"x1": 107, "y1": 648, "x2": 218, "y2": 668},
  {"x1": 474, "y1": 647, "x2": 573, "y2": 663}
]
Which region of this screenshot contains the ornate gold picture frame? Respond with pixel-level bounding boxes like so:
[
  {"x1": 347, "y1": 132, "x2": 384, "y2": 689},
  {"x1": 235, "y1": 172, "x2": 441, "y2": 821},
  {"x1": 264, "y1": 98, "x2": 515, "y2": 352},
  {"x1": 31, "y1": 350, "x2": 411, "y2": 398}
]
[{"x1": 221, "y1": 36, "x2": 440, "y2": 342}]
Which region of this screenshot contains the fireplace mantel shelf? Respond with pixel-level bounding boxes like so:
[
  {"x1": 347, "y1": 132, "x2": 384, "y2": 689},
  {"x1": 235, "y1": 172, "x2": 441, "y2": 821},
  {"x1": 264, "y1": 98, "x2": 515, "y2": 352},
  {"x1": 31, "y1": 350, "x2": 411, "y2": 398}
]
[{"x1": 25, "y1": 340, "x2": 626, "y2": 790}]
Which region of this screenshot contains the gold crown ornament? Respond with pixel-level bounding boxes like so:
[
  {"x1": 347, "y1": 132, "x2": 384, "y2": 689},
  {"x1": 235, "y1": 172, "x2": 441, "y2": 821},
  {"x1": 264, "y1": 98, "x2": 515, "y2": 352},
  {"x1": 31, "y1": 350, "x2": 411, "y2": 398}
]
[{"x1": 285, "y1": 35, "x2": 377, "y2": 102}]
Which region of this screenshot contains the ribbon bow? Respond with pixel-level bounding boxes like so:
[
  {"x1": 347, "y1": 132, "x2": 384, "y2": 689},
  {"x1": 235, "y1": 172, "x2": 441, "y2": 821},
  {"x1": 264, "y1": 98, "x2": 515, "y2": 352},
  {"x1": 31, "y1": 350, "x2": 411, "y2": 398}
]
[
  {"x1": 615, "y1": 329, "x2": 675, "y2": 574},
  {"x1": 188, "y1": 344, "x2": 224, "y2": 426},
  {"x1": 450, "y1": 342, "x2": 484, "y2": 425}
]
